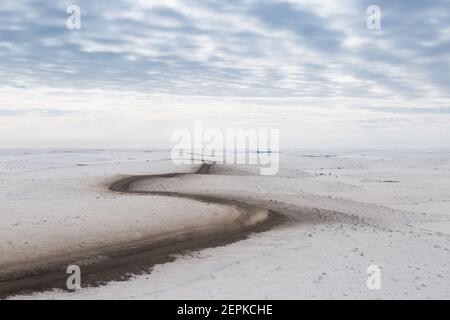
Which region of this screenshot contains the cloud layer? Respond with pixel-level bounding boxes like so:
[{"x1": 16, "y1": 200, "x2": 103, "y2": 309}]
[
  {"x1": 1, "y1": 0, "x2": 449, "y2": 97},
  {"x1": 0, "y1": 0, "x2": 449, "y2": 147}
]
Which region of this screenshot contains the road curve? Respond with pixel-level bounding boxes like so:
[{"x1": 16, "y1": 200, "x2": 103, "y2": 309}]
[{"x1": 0, "y1": 163, "x2": 284, "y2": 298}]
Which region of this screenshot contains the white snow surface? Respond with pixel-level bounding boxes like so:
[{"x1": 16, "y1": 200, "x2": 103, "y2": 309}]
[
  {"x1": 0, "y1": 149, "x2": 242, "y2": 276},
  {"x1": 3, "y1": 148, "x2": 450, "y2": 299}
]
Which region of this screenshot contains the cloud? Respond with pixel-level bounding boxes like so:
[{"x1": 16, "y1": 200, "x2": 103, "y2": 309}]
[
  {"x1": 248, "y1": 1, "x2": 344, "y2": 52},
  {"x1": 0, "y1": 0, "x2": 449, "y2": 147},
  {"x1": 0, "y1": 108, "x2": 77, "y2": 117},
  {"x1": 356, "y1": 106, "x2": 450, "y2": 115},
  {"x1": 0, "y1": 0, "x2": 447, "y2": 98}
]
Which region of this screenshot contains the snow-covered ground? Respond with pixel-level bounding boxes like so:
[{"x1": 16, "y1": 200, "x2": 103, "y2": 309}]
[
  {"x1": 3, "y1": 148, "x2": 450, "y2": 299},
  {"x1": 0, "y1": 149, "x2": 243, "y2": 278}
]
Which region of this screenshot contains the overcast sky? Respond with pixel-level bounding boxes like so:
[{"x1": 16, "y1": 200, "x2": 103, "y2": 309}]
[{"x1": 1, "y1": 0, "x2": 449, "y2": 148}]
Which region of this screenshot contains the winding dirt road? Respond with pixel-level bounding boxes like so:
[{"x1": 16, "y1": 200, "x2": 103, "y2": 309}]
[{"x1": 0, "y1": 163, "x2": 283, "y2": 298}]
